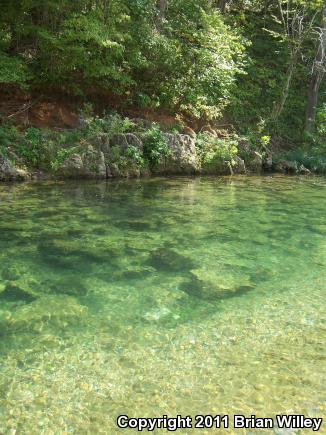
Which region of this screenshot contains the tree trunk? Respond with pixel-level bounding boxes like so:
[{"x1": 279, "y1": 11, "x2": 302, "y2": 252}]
[
  {"x1": 217, "y1": 0, "x2": 227, "y2": 13},
  {"x1": 156, "y1": 0, "x2": 167, "y2": 30},
  {"x1": 103, "y1": 0, "x2": 110, "y2": 24},
  {"x1": 304, "y1": 2, "x2": 326, "y2": 133},
  {"x1": 271, "y1": 50, "x2": 297, "y2": 121}
]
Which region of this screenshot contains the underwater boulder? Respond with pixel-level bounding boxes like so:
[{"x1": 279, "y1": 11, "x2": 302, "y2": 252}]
[
  {"x1": 37, "y1": 239, "x2": 80, "y2": 268},
  {"x1": 115, "y1": 219, "x2": 153, "y2": 231},
  {"x1": 38, "y1": 239, "x2": 79, "y2": 256},
  {"x1": 250, "y1": 267, "x2": 275, "y2": 283},
  {"x1": 50, "y1": 276, "x2": 88, "y2": 297},
  {"x1": 5, "y1": 295, "x2": 87, "y2": 333},
  {"x1": 38, "y1": 238, "x2": 103, "y2": 268},
  {"x1": 181, "y1": 269, "x2": 254, "y2": 301},
  {"x1": 115, "y1": 265, "x2": 156, "y2": 280},
  {"x1": 147, "y1": 248, "x2": 195, "y2": 272},
  {"x1": 0, "y1": 281, "x2": 38, "y2": 303},
  {"x1": 143, "y1": 307, "x2": 172, "y2": 322},
  {"x1": 1, "y1": 265, "x2": 23, "y2": 281}
]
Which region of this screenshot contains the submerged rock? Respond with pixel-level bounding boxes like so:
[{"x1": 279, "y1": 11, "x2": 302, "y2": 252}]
[
  {"x1": 143, "y1": 307, "x2": 172, "y2": 321},
  {"x1": 38, "y1": 239, "x2": 85, "y2": 269},
  {"x1": 1, "y1": 265, "x2": 23, "y2": 281},
  {"x1": 250, "y1": 267, "x2": 275, "y2": 282},
  {"x1": 115, "y1": 219, "x2": 153, "y2": 231},
  {"x1": 0, "y1": 282, "x2": 38, "y2": 303},
  {"x1": 147, "y1": 248, "x2": 195, "y2": 272},
  {"x1": 115, "y1": 265, "x2": 156, "y2": 280},
  {"x1": 50, "y1": 276, "x2": 88, "y2": 297},
  {"x1": 38, "y1": 238, "x2": 118, "y2": 270},
  {"x1": 4, "y1": 295, "x2": 87, "y2": 333},
  {"x1": 38, "y1": 239, "x2": 80, "y2": 256},
  {"x1": 181, "y1": 269, "x2": 254, "y2": 301}
]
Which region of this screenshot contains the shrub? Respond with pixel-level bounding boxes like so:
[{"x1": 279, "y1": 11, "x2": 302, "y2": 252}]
[
  {"x1": 50, "y1": 147, "x2": 79, "y2": 171},
  {"x1": 126, "y1": 145, "x2": 144, "y2": 167},
  {"x1": 0, "y1": 124, "x2": 22, "y2": 158},
  {"x1": 196, "y1": 134, "x2": 238, "y2": 169},
  {"x1": 303, "y1": 104, "x2": 326, "y2": 153},
  {"x1": 85, "y1": 113, "x2": 136, "y2": 138},
  {"x1": 143, "y1": 125, "x2": 170, "y2": 169}
]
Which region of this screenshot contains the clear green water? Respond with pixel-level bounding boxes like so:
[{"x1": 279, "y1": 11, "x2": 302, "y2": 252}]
[{"x1": 0, "y1": 175, "x2": 325, "y2": 434}]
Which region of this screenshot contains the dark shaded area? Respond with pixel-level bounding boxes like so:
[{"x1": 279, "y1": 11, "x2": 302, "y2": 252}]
[
  {"x1": 147, "y1": 248, "x2": 195, "y2": 272},
  {"x1": 0, "y1": 283, "x2": 37, "y2": 303}
]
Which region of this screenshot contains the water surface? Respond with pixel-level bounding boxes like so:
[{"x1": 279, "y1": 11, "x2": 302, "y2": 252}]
[{"x1": 0, "y1": 176, "x2": 325, "y2": 434}]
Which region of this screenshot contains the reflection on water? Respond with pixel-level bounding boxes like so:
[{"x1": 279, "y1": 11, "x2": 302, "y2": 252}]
[{"x1": 0, "y1": 175, "x2": 325, "y2": 433}]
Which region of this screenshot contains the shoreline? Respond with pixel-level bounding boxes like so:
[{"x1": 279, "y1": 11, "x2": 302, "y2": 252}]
[{"x1": 0, "y1": 172, "x2": 319, "y2": 187}]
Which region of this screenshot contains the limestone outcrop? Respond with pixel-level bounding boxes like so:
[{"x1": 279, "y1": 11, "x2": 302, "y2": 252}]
[
  {"x1": 154, "y1": 134, "x2": 199, "y2": 175},
  {"x1": 1, "y1": 132, "x2": 316, "y2": 182},
  {"x1": 0, "y1": 154, "x2": 30, "y2": 181},
  {"x1": 59, "y1": 145, "x2": 106, "y2": 179}
]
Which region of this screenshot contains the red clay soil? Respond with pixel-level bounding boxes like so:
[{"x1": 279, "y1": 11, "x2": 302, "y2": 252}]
[
  {"x1": 0, "y1": 88, "x2": 80, "y2": 129},
  {"x1": 0, "y1": 86, "x2": 231, "y2": 132},
  {"x1": 0, "y1": 87, "x2": 180, "y2": 130}
]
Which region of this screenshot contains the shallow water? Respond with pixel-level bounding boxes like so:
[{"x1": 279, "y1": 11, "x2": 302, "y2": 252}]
[{"x1": 0, "y1": 175, "x2": 325, "y2": 434}]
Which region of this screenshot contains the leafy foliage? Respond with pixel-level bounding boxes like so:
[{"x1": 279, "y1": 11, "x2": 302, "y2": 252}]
[
  {"x1": 0, "y1": 0, "x2": 245, "y2": 120},
  {"x1": 196, "y1": 134, "x2": 238, "y2": 168},
  {"x1": 126, "y1": 145, "x2": 144, "y2": 168},
  {"x1": 227, "y1": 0, "x2": 325, "y2": 143},
  {"x1": 0, "y1": 123, "x2": 82, "y2": 170},
  {"x1": 0, "y1": 52, "x2": 30, "y2": 87},
  {"x1": 143, "y1": 125, "x2": 170, "y2": 169},
  {"x1": 304, "y1": 103, "x2": 326, "y2": 148},
  {"x1": 82, "y1": 109, "x2": 136, "y2": 138},
  {"x1": 0, "y1": 0, "x2": 325, "y2": 147}
]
